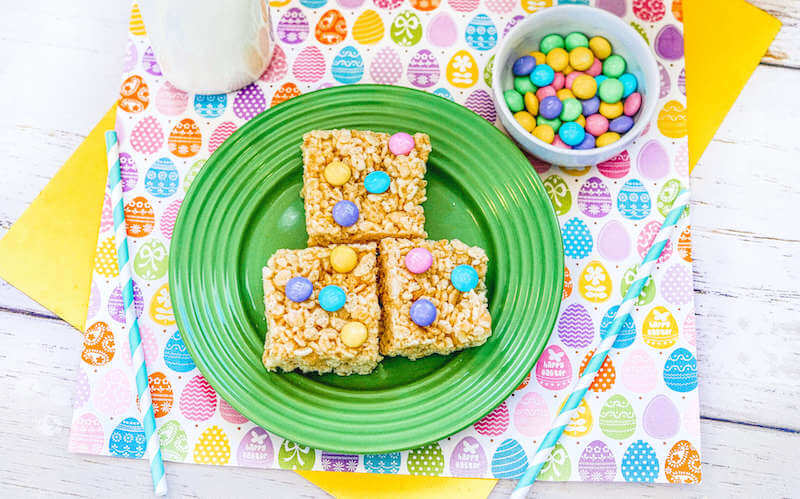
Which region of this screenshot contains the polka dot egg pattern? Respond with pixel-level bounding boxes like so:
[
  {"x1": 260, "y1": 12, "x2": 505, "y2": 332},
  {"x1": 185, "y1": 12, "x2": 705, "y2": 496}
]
[
  {"x1": 130, "y1": 116, "x2": 164, "y2": 155},
  {"x1": 661, "y1": 263, "x2": 693, "y2": 305},
  {"x1": 94, "y1": 236, "x2": 119, "y2": 278},
  {"x1": 233, "y1": 83, "x2": 267, "y2": 120},
  {"x1": 579, "y1": 349, "x2": 616, "y2": 392},
  {"x1": 407, "y1": 443, "x2": 445, "y2": 476},
  {"x1": 637, "y1": 220, "x2": 673, "y2": 263},
  {"x1": 621, "y1": 440, "x2": 659, "y2": 482},
  {"x1": 562, "y1": 217, "x2": 593, "y2": 259},
  {"x1": 369, "y1": 47, "x2": 403, "y2": 84},
  {"x1": 193, "y1": 425, "x2": 231, "y2": 465}
]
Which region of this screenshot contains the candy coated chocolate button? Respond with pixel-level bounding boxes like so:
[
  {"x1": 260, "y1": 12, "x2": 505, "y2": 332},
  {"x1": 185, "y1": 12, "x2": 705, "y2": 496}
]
[
  {"x1": 405, "y1": 247, "x2": 433, "y2": 274},
  {"x1": 286, "y1": 277, "x2": 313, "y2": 303},
  {"x1": 451, "y1": 264, "x2": 479, "y2": 292},
  {"x1": 514, "y1": 75, "x2": 537, "y2": 95},
  {"x1": 364, "y1": 171, "x2": 391, "y2": 194},
  {"x1": 333, "y1": 200, "x2": 359, "y2": 227},
  {"x1": 599, "y1": 78, "x2": 624, "y2": 103},
  {"x1": 574, "y1": 133, "x2": 596, "y2": 150},
  {"x1": 609, "y1": 115, "x2": 634, "y2": 134},
  {"x1": 319, "y1": 285, "x2": 346, "y2": 312},
  {"x1": 539, "y1": 33, "x2": 565, "y2": 54},
  {"x1": 623, "y1": 92, "x2": 642, "y2": 116},
  {"x1": 589, "y1": 36, "x2": 612, "y2": 60},
  {"x1": 581, "y1": 96, "x2": 601, "y2": 116},
  {"x1": 559, "y1": 98, "x2": 582, "y2": 122},
  {"x1": 536, "y1": 115, "x2": 561, "y2": 133},
  {"x1": 324, "y1": 161, "x2": 351, "y2": 186},
  {"x1": 539, "y1": 95, "x2": 562, "y2": 120},
  {"x1": 602, "y1": 54, "x2": 626, "y2": 78},
  {"x1": 533, "y1": 124, "x2": 555, "y2": 144},
  {"x1": 410, "y1": 298, "x2": 437, "y2": 327},
  {"x1": 340, "y1": 321, "x2": 368, "y2": 347},
  {"x1": 530, "y1": 64, "x2": 555, "y2": 87},
  {"x1": 330, "y1": 246, "x2": 358, "y2": 273},
  {"x1": 524, "y1": 92, "x2": 539, "y2": 116},
  {"x1": 558, "y1": 121, "x2": 585, "y2": 147},
  {"x1": 388, "y1": 132, "x2": 415, "y2": 155},
  {"x1": 514, "y1": 111, "x2": 536, "y2": 132},
  {"x1": 618, "y1": 73, "x2": 638, "y2": 97},
  {"x1": 504, "y1": 89, "x2": 524, "y2": 112},
  {"x1": 565, "y1": 32, "x2": 589, "y2": 51},
  {"x1": 512, "y1": 55, "x2": 536, "y2": 76}
]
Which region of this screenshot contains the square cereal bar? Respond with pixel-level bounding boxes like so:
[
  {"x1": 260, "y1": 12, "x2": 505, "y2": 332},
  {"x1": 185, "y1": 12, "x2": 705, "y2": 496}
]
[
  {"x1": 378, "y1": 238, "x2": 492, "y2": 360},
  {"x1": 301, "y1": 129, "x2": 430, "y2": 246},
  {"x1": 262, "y1": 243, "x2": 382, "y2": 375}
]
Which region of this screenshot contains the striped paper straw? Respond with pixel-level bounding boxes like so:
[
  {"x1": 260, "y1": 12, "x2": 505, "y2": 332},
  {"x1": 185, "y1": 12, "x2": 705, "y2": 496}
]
[
  {"x1": 105, "y1": 131, "x2": 168, "y2": 496},
  {"x1": 511, "y1": 189, "x2": 691, "y2": 498}
]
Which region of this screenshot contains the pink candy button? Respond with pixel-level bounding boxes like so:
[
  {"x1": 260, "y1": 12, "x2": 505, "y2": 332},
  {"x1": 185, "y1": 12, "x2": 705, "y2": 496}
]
[
  {"x1": 585, "y1": 113, "x2": 609, "y2": 137},
  {"x1": 389, "y1": 132, "x2": 415, "y2": 155},
  {"x1": 552, "y1": 72, "x2": 565, "y2": 91},
  {"x1": 624, "y1": 92, "x2": 642, "y2": 116},
  {"x1": 405, "y1": 247, "x2": 433, "y2": 274},
  {"x1": 552, "y1": 135, "x2": 572, "y2": 149},
  {"x1": 565, "y1": 71, "x2": 585, "y2": 89},
  {"x1": 586, "y1": 57, "x2": 603, "y2": 77},
  {"x1": 535, "y1": 85, "x2": 556, "y2": 101}
]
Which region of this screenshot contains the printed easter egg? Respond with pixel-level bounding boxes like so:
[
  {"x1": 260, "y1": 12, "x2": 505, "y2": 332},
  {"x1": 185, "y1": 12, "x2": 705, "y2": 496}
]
[
  {"x1": 209, "y1": 122, "x2": 238, "y2": 154},
  {"x1": 149, "y1": 283, "x2": 175, "y2": 326},
  {"x1": 622, "y1": 440, "x2": 659, "y2": 482},
  {"x1": 390, "y1": 11, "x2": 422, "y2": 46},
  {"x1": 320, "y1": 452, "x2": 359, "y2": 472},
  {"x1": 272, "y1": 82, "x2": 301, "y2": 106},
  {"x1": 100, "y1": 192, "x2": 112, "y2": 231},
  {"x1": 643, "y1": 306, "x2": 679, "y2": 349},
  {"x1": 633, "y1": 0, "x2": 666, "y2": 21},
  {"x1": 164, "y1": 331, "x2": 196, "y2": 372},
  {"x1": 149, "y1": 371, "x2": 173, "y2": 418},
  {"x1": 180, "y1": 374, "x2": 217, "y2": 421},
  {"x1": 407, "y1": 49, "x2": 440, "y2": 88},
  {"x1": 637, "y1": 220, "x2": 673, "y2": 263},
  {"x1": 237, "y1": 427, "x2": 274, "y2": 467},
  {"x1": 233, "y1": 83, "x2": 267, "y2": 120},
  {"x1": 665, "y1": 440, "x2": 701, "y2": 483},
  {"x1": 450, "y1": 437, "x2": 488, "y2": 477},
  {"x1": 673, "y1": 141, "x2": 689, "y2": 176},
  {"x1": 465, "y1": 89, "x2": 496, "y2": 122},
  {"x1": 658, "y1": 100, "x2": 688, "y2": 138},
  {"x1": 539, "y1": 442, "x2": 571, "y2": 481},
  {"x1": 503, "y1": 15, "x2": 524, "y2": 37},
  {"x1": 487, "y1": 0, "x2": 515, "y2": 13},
  {"x1": 483, "y1": 54, "x2": 494, "y2": 87},
  {"x1": 134, "y1": 240, "x2": 168, "y2": 280},
  {"x1": 109, "y1": 417, "x2": 146, "y2": 458},
  {"x1": 579, "y1": 260, "x2": 612, "y2": 303},
  {"x1": 621, "y1": 348, "x2": 659, "y2": 392},
  {"x1": 491, "y1": 439, "x2": 528, "y2": 479},
  {"x1": 427, "y1": 12, "x2": 457, "y2": 47},
  {"x1": 261, "y1": 45, "x2": 288, "y2": 82},
  {"x1": 123, "y1": 39, "x2": 137, "y2": 72},
  {"x1": 658, "y1": 62, "x2": 671, "y2": 98},
  {"x1": 95, "y1": 368, "x2": 132, "y2": 415},
  {"x1": 158, "y1": 420, "x2": 189, "y2": 461},
  {"x1": 142, "y1": 46, "x2": 161, "y2": 75},
  {"x1": 683, "y1": 399, "x2": 700, "y2": 435},
  {"x1": 655, "y1": 24, "x2": 684, "y2": 60},
  {"x1": 658, "y1": 179, "x2": 688, "y2": 218},
  {"x1": 118, "y1": 75, "x2": 149, "y2": 113},
  {"x1": 663, "y1": 347, "x2": 698, "y2": 392},
  {"x1": 512, "y1": 392, "x2": 549, "y2": 436},
  {"x1": 410, "y1": 0, "x2": 440, "y2": 10},
  {"x1": 364, "y1": 453, "x2": 401, "y2": 473},
  {"x1": 107, "y1": 282, "x2": 144, "y2": 323},
  {"x1": 293, "y1": 46, "x2": 326, "y2": 83},
  {"x1": 155, "y1": 81, "x2": 188, "y2": 116},
  {"x1": 331, "y1": 46, "x2": 364, "y2": 84},
  {"x1": 81, "y1": 321, "x2": 115, "y2": 366},
  {"x1": 673, "y1": 0, "x2": 683, "y2": 21},
  {"x1": 558, "y1": 302, "x2": 595, "y2": 349},
  {"x1": 433, "y1": 87, "x2": 453, "y2": 100},
  {"x1": 617, "y1": 179, "x2": 651, "y2": 220},
  {"x1": 219, "y1": 398, "x2": 248, "y2": 424},
  {"x1": 125, "y1": 197, "x2": 155, "y2": 238},
  {"x1": 643, "y1": 394, "x2": 680, "y2": 439},
  {"x1": 563, "y1": 266, "x2": 573, "y2": 299},
  {"x1": 184, "y1": 159, "x2": 205, "y2": 192},
  {"x1": 118, "y1": 152, "x2": 137, "y2": 192},
  {"x1": 630, "y1": 21, "x2": 649, "y2": 44},
  {"x1": 597, "y1": 220, "x2": 631, "y2": 263},
  {"x1": 277, "y1": 8, "x2": 310, "y2": 44},
  {"x1": 194, "y1": 93, "x2": 227, "y2": 118},
  {"x1": 302, "y1": 0, "x2": 328, "y2": 6},
  {"x1": 369, "y1": 47, "x2": 403, "y2": 84},
  {"x1": 562, "y1": 398, "x2": 593, "y2": 437},
  {"x1": 160, "y1": 199, "x2": 182, "y2": 239},
  {"x1": 73, "y1": 369, "x2": 91, "y2": 408},
  {"x1": 684, "y1": 311, "x2": 696, "y2": 345},
  {"x1": 579, "y1": 349, "x2": 617, "y2": 392},
  {"x1": 599, "y1": 394, "x2": 635, "y2": 439},
  {"x1": 408, "y1": 443, "x2": 445, "y2": 476},
  {"x1": 662, "y1": 263, "x2": 692, "y2": 305},
  {"x1": 145, "y1": 157, "x2": 180, "y2": 197},
  {"x1": 597, "y1": 151, "x2": 630, "y2": 179},
  {"x1": 351, "y1": 10, "x2": 384, "y2": 45},
  {"x1": 474, "y1": 401, "x2": 509, "y2": 436},
  {"x1": 535, "y1": 344, "x2": 572, "y2": 390},
  {"x1": 678, "y1": 67, "x2": 686, "y2": 95},
  {"x1": 577, "y1": 177, "x2": 612, "y2": 218},
  {"x1": 522, "y1": 0, "x2": 553, "y2": 14},
  {"x1": 449, "y1": 0, "x2": 480, "y2": 11},
  {"x1": 339, "y1": 0, "x2": 364, "y2": 7},
  {"x1": 118, "y1": 322, "x2": 158, "y2": 370},
  {"x1": 579, "y1": 440, "x2": 616, "y2": 481},
  {"x1": 130, "y1": 116, "x2": 164, "y2": 155},
  {"x1": 94, "y1": 237, "x2": 118, "y2": 277},
  {"x1": 621, "y1": 264, "x2": 656, "y2": 305},
  {"x1": 600, "y1": 305, "x2": 636, "y2": 348},
  {"x1": 517, "y1": 371, "x2": 531, "y2": 390},
  {"x1": 375, "y1": 0, "x2": 404, "y2": 8},
  {"x1": 193, "y1": 425, "x2": 231, "y2": 465},
  {"x1": 562, "y1": 218, "x2": 593, "y2": 259},
  {"x1": 446, "y1": 50, "x2": 479, "y2": 88},
  {"x1": 543, "y1": 175, "x2": 572, "y2": 215},
  {"x1": 597, "y1": 0, "x2": 625, "y2": 16},
  {"x1": 69, "y1": 413, "x2": 105, "y2": 454},
  {"x1": 315, "y1": 9, "x2": 347, "y2": 45},
  {"x1": 129, "y1": 3, "x2": 146, "y2": 35},
  {"x1": 465, "y1": 14, "x2": 497, "y2": 51},
  {"x1": 637, "y1": 140, "x2": 670, "y2": 180}
]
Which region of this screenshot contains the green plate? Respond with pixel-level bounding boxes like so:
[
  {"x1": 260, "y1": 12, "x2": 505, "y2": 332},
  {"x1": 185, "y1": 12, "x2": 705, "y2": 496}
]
[{"x1": 170, "y1": 85, "x2": 563, "y2": 453}]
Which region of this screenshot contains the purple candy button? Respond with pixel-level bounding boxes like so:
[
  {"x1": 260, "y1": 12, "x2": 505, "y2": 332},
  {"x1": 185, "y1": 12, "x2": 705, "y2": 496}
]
[
  {"x1": 609, "y1": 115, "x2": 634, "y2": 134},
  {"x1": 539, "y1": 96, "x2": 563, "y2": 120},
  {"x1": 332, "y1": 200, "x2": 359, "y2": 227},
  {"x1": 574, "y1": 133, "x2": 596, "y2": 150},
  {"x1": 512, "y1": 55, "x2": 536, "y2": 76},
  {"x1": 410, "y1": 298, "x2": 437, "y2": 327},
  {"x1": 388, "y1": 132, "x2": 415, "y2": 155},
  {"x1": 286, "y1": 277, "x2": 313, "y2": 302},
  {"x1": 581, "y1": 96, "x2": 601, "y2": 116}
]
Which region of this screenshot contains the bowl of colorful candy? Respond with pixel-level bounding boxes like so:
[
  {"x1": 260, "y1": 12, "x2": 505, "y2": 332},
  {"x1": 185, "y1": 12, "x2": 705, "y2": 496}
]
[{"x1": 492, "y1": 5, "x2": 659, "y2": 167}]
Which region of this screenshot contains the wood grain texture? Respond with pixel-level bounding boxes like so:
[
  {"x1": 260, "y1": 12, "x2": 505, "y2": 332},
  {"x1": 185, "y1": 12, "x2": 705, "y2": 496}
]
[{"x1": 751, "y1": 0, "x2": 800, "y2": 68}]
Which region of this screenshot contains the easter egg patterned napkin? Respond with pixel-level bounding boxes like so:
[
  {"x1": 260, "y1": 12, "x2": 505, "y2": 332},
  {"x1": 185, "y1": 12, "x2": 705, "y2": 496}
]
[{"x1": 69, "y1": 0, "x2": 700, "y2": 483}]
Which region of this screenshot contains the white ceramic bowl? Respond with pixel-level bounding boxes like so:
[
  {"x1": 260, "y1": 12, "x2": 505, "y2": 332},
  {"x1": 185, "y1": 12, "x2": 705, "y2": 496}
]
[{"x1": 492, "y1": 5, "x2": 659, "y2": 167}]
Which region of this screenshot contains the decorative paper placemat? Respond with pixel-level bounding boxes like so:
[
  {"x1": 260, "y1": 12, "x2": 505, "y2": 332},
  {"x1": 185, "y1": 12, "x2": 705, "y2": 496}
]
[{"x1": 69, "y1": 0, "x2": 700, "y2": 482}]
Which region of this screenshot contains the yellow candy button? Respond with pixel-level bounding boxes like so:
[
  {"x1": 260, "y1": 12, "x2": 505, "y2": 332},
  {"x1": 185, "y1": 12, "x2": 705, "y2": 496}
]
[
  {"x1": 562, "y1": 65, "x2": 574, "y2": 75},
  {"x1": 569, "y1": 47, "x2": 594, "y2": 71},
  {"x1": 556, "y1": 88, "x2": 575, "y2": 101},
  {"x1": 599, "y1": 101, "x2": 624, "y2": 119},
  {"x1": 524, "y1": 92, "x2": 539, "y2": 116},
  {"x1": 532, "y1": 124, "x2": 555, "y2": 144},
  {"x1": 324, "y1": 160, "x2": 351, "y2": 186},
  {"x1": 572, "y1": 74, "x2": 597, "y2": 99},
  {"x1": 529, "y1": 51, "x2": 546, "y2": 65},
  {"x1": 589, "y1": 36, "x2": 612, "y2": 60},
  {"x1": 575, "y1": 114, "x2": 586, "y2": 127},
  {"x1": 596, "y1": 132, "x2": 621, "y2": 147},
  {"x1": 330, "y1": 245, "x2": 358, "y2": 273},
  {"x1": 341, "y1": 321, "x2": 368, "y2": 347},
  {"x1": 514, "y1": 111, "x2": 536, "y2": 132},
  {"x1": 545, "y1": 48, "x2": 569, "y2": 72}
]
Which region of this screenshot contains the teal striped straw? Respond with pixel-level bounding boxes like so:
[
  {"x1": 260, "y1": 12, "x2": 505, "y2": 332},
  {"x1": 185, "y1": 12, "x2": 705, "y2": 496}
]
[
  {"x1": 105, "y1": 131, "x2": 168, "y2": 496},
  {"x1": 512, "y1": 189, "x2": 691, "y2": 497}
]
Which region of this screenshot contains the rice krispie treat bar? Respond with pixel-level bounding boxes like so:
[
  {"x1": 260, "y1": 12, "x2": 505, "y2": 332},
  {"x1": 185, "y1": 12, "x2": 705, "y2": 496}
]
[
  {"x1": 301, "y1": 129, "x2": 430, "y2": 246},
  {"x1": 262, "y1": 243, "x2": 382, "y2": 375},
  {"x1": 378, "y1": 238, "x2": 492, "y2": 360}
]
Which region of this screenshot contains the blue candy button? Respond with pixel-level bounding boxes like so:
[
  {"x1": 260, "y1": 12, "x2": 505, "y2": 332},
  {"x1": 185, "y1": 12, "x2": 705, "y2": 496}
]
[
  {"x1": 364, "y1": 171, "x2": 391, "y2": 194},
  {"x1": 318, "y1": 285, "x2": 346, "y2": 312},
  {"x1": 450, "y1": 264, "x2": 479, "y2": 292},
  {"x1": 530, "y1": 64, "x2": 555, "y2": 87}
]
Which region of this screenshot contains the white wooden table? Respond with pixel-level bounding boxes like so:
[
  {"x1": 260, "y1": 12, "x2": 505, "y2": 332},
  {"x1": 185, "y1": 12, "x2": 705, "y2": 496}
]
[{"x1": 1, "y1": 1, "x2": 798, "y2": 497}]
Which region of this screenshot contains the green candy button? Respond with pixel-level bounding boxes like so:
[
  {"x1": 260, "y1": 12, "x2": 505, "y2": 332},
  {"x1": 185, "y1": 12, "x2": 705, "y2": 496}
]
[
  {"x1": 514, "y1": 76, "x2": 537, "y2": 95},
  {"x1": 504, "y1": 89, "x2": 525, "y2": 112},
  {"x1": 598, "y1": 78, "x2": 624, "y2": 103},
  {"x1": 602, "y1": 54, "x2": 627, "y2": 78},
  {"x1": 537, "y1": 115, "x2": 562, "y2": 133},
  {"x1": 560, "y1": 98, "x2": 582, "y2": 121},
  {"x1": 540, "y1": 33, "x2": 565, "y2": 55},
  {"x1": 565, "y1": 32, "x2": 589, "y2": 51}
]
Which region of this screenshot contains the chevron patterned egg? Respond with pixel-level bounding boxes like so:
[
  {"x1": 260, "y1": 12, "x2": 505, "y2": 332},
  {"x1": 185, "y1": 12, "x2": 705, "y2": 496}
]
[
  {"x1": 427, "y1": 12, "x2": 457, "y2": 47},
  {"x1": 95, "y1": 368, "x2": 132, "y2": 415},
  {"x1": 657, "y1": 61, "x2": 671, "y2": 98},
  {"x1": 375, "y1": 0, "x2": 403, "y2": 9},
  {"x1": 643, "y1": 305, "x2": 678, "y2": 349},
  {"x1": 512, "y1": 392, "x2": 549, "y2": 436},
  {"x1": 599, "y1": 394, "x2": 636, "y2": 439},
  {"x1": 118, "y1": 75, "x2": 149, "y2": 113},
  {"x1": 643, "y1": 394, "x2": 680, "y2": 439},
  {"x1": 134, "y1": 240, "x2": 168, "y2": 280},
  {"x1": 69, "y1": 413, "x2": 104, "y2": 454},
  {"x1": 662, "y1": 263, "x2": 692, "y2": 305},
  {"x1": 535, "y1": 344, "x2": 572, "y2": 390},
  {"x1": 81, "y1": 320, "x2": 115, "y2": 366},
  {"x1": 465, "y1": 89, "x2": 496, "y2": 122},
  {"x1": 180, "y1": 374, "x2": 217, "y2": 421},
  {"x1": 94, "y1": 237, "x2": 118, "y2": 277},
  {"x1": 159, "y1": 199, "x2": 182, "y2": 239},
  {"x1": 539, "y1": 442, "x2": 571, "y2": 481},
  {"x1": 446, "y1": 50, "x2": 479, "y2": 88},
  {"x1": 233, "y1": 83, "x2": 267, "y2": 120},
  {"x1": 579, "y1": 349, "x2": 617, "y2": 392},
  {"x1": 369, "y1": 47, "x2": 403, "y2": 84},
  {"x1": 665, "y1": 440, "x2": 702, "y2": 483},
  {"x1": 151, "y1": 285, "x2": 176, "y2": 326},
  {"x1": 261, "y1": 45, "x2": 288, "y2": 82},
  {"x1": 109, "y1": 417, "x2": 146, "y2": 458},
  {"x1": 391, "y1": 11, "x2": 422, "y2": 46},
  {"x1": 407, "y1": 443, "x2": 445, "y2": 476},
  {"x1": 149, "y1": 371, "x2": 173, "y2": 418},
  {"x1": 352, "y1": 10, "x2": 384, "y2": 44},
  {"x1": 332, "y1": 46, "x2": 364, "y2": 84},
  {"x1": 617, "y1": 179, "x2": 651, "y2": 220},
  {"x1": 219, "y1": 398, "x2": 248, "y2": 424},
  {"x1": 658, "y1": 100, "x2": 688, "y2": 138},
  {"x1": 579, "y1": 260, "x2": 612, "y2": 303},
  {"x1": 293, "y1": 46, "x2": 326, "y2": 83},
  {"x1": 164, "y1": 331, "x2": 196, "y2": 372},
  {"x1": 597, "y1": 151, "x2": 630, "y2": 178},
  {"x1": 483, "y1": 54, "x2": 494, "y2": 87},
  {"x1": 448, "y1": 0, "x2": 479, "y2": 12},
  {"x1": 684, "y1": 311, "x2": 696, "y2": 345},
  {"x1": 123, "y1": 40, "x2": 137, "y2": 72},
  {"x1": 621, "y1": 348, "x2": 658, "y2": 393},
  {"x1": 474, "y1": 401, "x2": 509, "y2": 435},
  {"x1": 658, "y1": 179, "x2": 688, "y2": 217},
  {"x1": 193, "y1": 425, "x2": 231, "y2": 465},
  {"x1": 119, "y1": 152, "x2": 137, "y2": 192},
  {"x1": 621, "y1": 264, "x2": 655, "y2": 305},
  {"x1": 208, "y1": 121, "x2": 238, "y2": 154},
  {"x1": 433, "y1": 87, "x2": 453, "y2": 100},
  {"x1": 277, "y1": 8, "x2": 309, "y2": 44},
  {"x1": 158, "y1": 420, "x2": 189, "y2": 461},
  {"x1": 637, "y1": 140, "x2": 670, "y2": 180},
  {"x1": 543, "y1": 175, "x2": 571, "y2": 215},
  {"x1": 577, "y1": 176, "x2": 612, "y2": 218},
  {"x1": 320, "y1": 452, "x2": 359, "y2": 472},
  {"x1": 315, "y1": 9, "x2": 347, "y2": 45},
  {"x1": 450, "y1": 436, "x2": 487, "y2": 477},
  {"x1": 194, "y1": 93, "x2": 227, "y2": 118},
  {"x1": 237, "y1": 427, "x2": 274, "y2": 468},
  {"x1": 118, "y1": 322, "x2": 158, "y2": 370},
  {"x1": 272, "y1": 82, "x2": 301, "y2": 106},
  {"x1": 73, "y1": 368, "x2": 91, "y2": 408},
  {"x1": 663, "y1": 347, "x2": 697, "y2": 392},
  {"x1": 487, "y1": 0, "x2": 514, "y2": 13},
  {"x1": 637, "y1": 220, "x2": 673, "y2": 263},
  {"x1": 364, "y1": 453, "x2": 401, "y2": 473},
  {"x1": 600, "y1": 304, "x2": 636, "y2": 348},
  {"x1": 142, "y1": 46, "x2": 161, "y2": 75},
  {"x1": 107, "y1": 281, "x2": 144, "y2": 323},
  {"x1": 597, "y1": 220, "x2": 631, "y2": 262},
  {"x1": 155, "y1": 81, "x2": 188, "y2": 116},
  {"x1": 491, "y1": 438, "x2": 528, "y2": 479},
  {"x1": 407, "y1": 49, "x2": 440, "y2": 88},
  {"x1": 655, "y1": 24, "x2": 684, "y2": 60},
  {"x1": 130, "y1": 116, "x2": 164, "y2": 155},
  {"x1": 578, "y1": 440, "x2": 616, "y2": 481},
  {"x1": 465, "y1": 14, "x2": 497, "y2": 51},
  {"x1": 301, "y1": 0, "x2": 328, "y2": 6},
  {"x1": 621, "y1": 440, "x2": 659, "y2": 482},
  {"x1": 633, "y1": 0, "x2": 666, "y2": 21},
  {"x1": 410, "y1": 0, "x2": 440, "y2": 10},
  {"x1": 145, "y1": 157, "x2": 180, "y2": 197},
  {"x1": 562, "y1": 217, "x2": 593, "y2": 259},
  {"x1": 558, "y1": 302, "x2": 594, "y2": 348}
]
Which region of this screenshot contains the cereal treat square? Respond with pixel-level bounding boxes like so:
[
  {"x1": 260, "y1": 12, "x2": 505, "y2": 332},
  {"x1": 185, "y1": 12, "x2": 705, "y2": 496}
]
[
  {"x1": 301, "y1": 129, "x2": 430, "y2": 246},
  {"x1": 378, "y1": 238, "x2": 492, "y2": 360},
  {"x1": 262, "y1": 243, "x2": 382, "y2": 376}
]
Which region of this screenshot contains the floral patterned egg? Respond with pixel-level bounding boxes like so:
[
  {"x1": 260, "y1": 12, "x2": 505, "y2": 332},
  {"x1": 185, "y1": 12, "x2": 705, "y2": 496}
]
[
  {"x1": 73, "y1": 368, "x2": 91, "y2": 408},
  {"x1": 233, "y1": 83, "x2": 267, "y2": 120},
  {"x1": 369, "y1": 47, "x2": 403, "y2": 84},
  {"x1": 158, "y1": 420, "x2": 189, "y2": 461},
  {"x1": 133, "y1": 240, "x2": 168, "y2": 280},
  {"x1": 450, "y1": 437, "x2": 487, "y2": 477},
  {"x1": 164, "y1": 331, "x2": 196, "y2": 372},
  {"x1": 598, "y1": 394, "x2": 635, "y2": 439},
  {"x1": 142, "y1": 46, "x2": 161, "y2": 75},
  {"x1": 620, "y1": 264, "x2": 656, "y2": 305},
  {"x1": 663, "y1": 347, "x2": 698, "y2": 392},
  {"x1": 119, "y1": 75, "x2": 149, "y2": 113},
  {"x1": 158, "y1": 199, "x2": 181, "y2": 240},
  {"x1": 621, "y1": 440, "x2": 659, "y2": 482},
  {"x1": 579, "y1": 260, "x2": 612, "y2": 303},
  {"x1": 180, "y1": 374, "x2": 218, "y2": 421},
  {"x1": 293, "y1": 46, "x2": 326, "y2": 83},
  {"x1": 558, "y1": 302, "x2": 594, "y2": 348},
  {"x1": 684, "y1": 311, "x2": 696, "y2": 345},
  {"x1": 658, "y1": 100, "x2": 688, "y2": 138},
  {"x1": 474, "y1": 401, "x2": 509, "y2": 436},
  {"x1": 486, "y1": 0, "x2": 515, "y2": 13},
  {"x1": 261, "y1": 45, "x2": 289, "y2": 82},
  {"x1": 119, "y1": 152, "x2": 137, "y2": 192},
  {"x1": 408, "y1": 443, "x2": 445, "y2": 476},
  {"x1": 662, "y1": 263, "x2": 692, "y2": 305},
  {"x1": 600, "y1": 304, "x2": 636, "y2": 348},
  {"x1": 637, "y1": 140, "x2": 670, "y2": 180},
  {"x1": 465, "y1": 89, "x2": 496, "y2": 122},
  {"x1": 630, "y1": 21, "x2": 649, "y2": 44},
  {"x1": 130, "y1": 116, "x2": 164, "y2": 155},
  {"x1": 277, "y1": 8, "x2": 310, "y2": 44},
  {"x1": 655, "y1": 24, "x2": 684, "y2": 60},
  {"x1": 539, "y1": 442, "x2": 571, "y2": 481},
  {"x1": 69, "y1": 413, "x2": 104, "y2": 454},
  {"x1": 637, "y1": 220, "x2": 673, "y2": 263},
  {"x1": 657, "y1": 61, "x2": 671, "y2": 98},
  {"x1": 123, "y1": 39, "x2": 137, "y2": 72},
  {"x1": 579, "y1": 349, "x2": 617, "y2": 392},
  {"x1": 184, "y1": 159, "x2": 205, "y2": 192},
  {"x1": 543, "y1": 175, "x2": 572, "y2": 215},
  {"x1": 149, "y1": 371, "x2": 173, "y2": 418},
  {"x1": 155, "y1": 81, "x2": 188, "y2": 116},
  {"x1": 407, "y1": 49, "x2": 440, "y2": 88},
  {"x1": 410, "y1": 0, "x2": 441, "y2": 10},
  {"x1": 81, "y1": 321, "x2": 115, "y2": 366},
  {"x1": 145, "y1": 157, "x2": 180, "y2": 197},
  {"x1": 643, "y1": 305, "x2": 679, "y2": 349},
  {"x1": 483, "y1": 54, "x2": 494, "y2": 87},
  {"x1": 375, "y1": 0, "x2": 404, "y2": 9},
  {"x1": 597, "y1": 0, "x2": 625, "y2": 16},
  {"x1": 658, "y1": 178, "x2": 688, "y2": 217},
  {"x1": 562, "y1": 217, "x2": 593, "y2": 259},
  {"x1": 315, "y1": 9, "x2": 347, "y2": 45},
  {"x1": 512, "y1": 392, "x2": 549, "y2": 436},
  {"x1": 209, "y1": 122, "x2": 238, "y2": 154},
  {"x1": 597, "y1": 220, "x2": 631, "y2": 262},
  {"x1": 449, "y1": 0, "x2": 479, "y2": 11},
  {"x1": 331, "y1": 46, "x2": 364, "y2": 84},
  {"x1": 465, "y1": 14, "x2": 497, "y2": 51},
  {"x1": 364, "y1": 453, "x2": 401, "y2": 473},
  {"x1": 272, "y1": 82, "x2": 301, "y2": 106},
  {"x1": 107, "y1": 282, "x2": 144, "y2": 323},
  {"x1": 390, "y1": 11, "x2": 422, "y2": 46},
  {"x1": 633, "y1": 0, "x2": 666, "y2": 21},
  {"x1": 446, "y1": 50, "x2": 479, "y2": 88},
  {"x1": 194, "y1": 93, "x2": 227, "y2": 118},
  {"x1": 94, "y1": 237, "x2": 119, "y2": 277},
  {"x1": 321, "y1": 452, "x2": 359, "y2": 472},
  {"x1": 149, "y1": 282, "x2": 175, "y2": 326},
  {"x1": 109, "y1": 417, "x2": 146, "y2": 458},
  {"x1": 665, "y1": 440, "x2": 701, "y2": 483},
  {"x1": 95, "y1": 368, "x2": 132, "y2": 415},
  {"x1": 643, "y1": 394, "x2": 680, "y2": 439},
  {"x1": 617, "y1": 179, "x2": 651, "y2": 220},
  {"x1": 352, "y1": 10, "x2": 384, "y2": 44},
  {"x1": 621, "y1": 348, "x2": 659, "y2": 393},
  {"x1": 491, "y1": 438, "x2": 528, "y2": 479},
  {"x1": 237, "y1": 427, "x2": 274, "y2": 468},
  {"x1": 563, "y1": 265, "x2": 573, "y2": 299},
  {"x1": 579, "y1": 440, "x2": 616, "y2": 481},
  {"x1": 522, "y1": 0, "x2": 553, "y2": 14},
  {"x1": 535, "y1": 344, "x2": 572, "y2": 390},
  {"x1": 427, "y1": 12, "x2": 457, "y2": 47},
  {"x1": 193, "y1": 425, "x2": 231, "y2": 465},
  {"x1": 339, "y1": 0, "x2": 364, "y2": 7},
  {"x1": 219, "y1": 398, "x2": 248, "y2": 424},
  {"x1": 433, "y1": 87, "x2": 453, "y2": 100},
  {"x1": 577, "y1": 176, "x2": 612, "y2": 217},
  {"x1": 597, "y1": 151, "x2": 630, "y2": 178}
]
